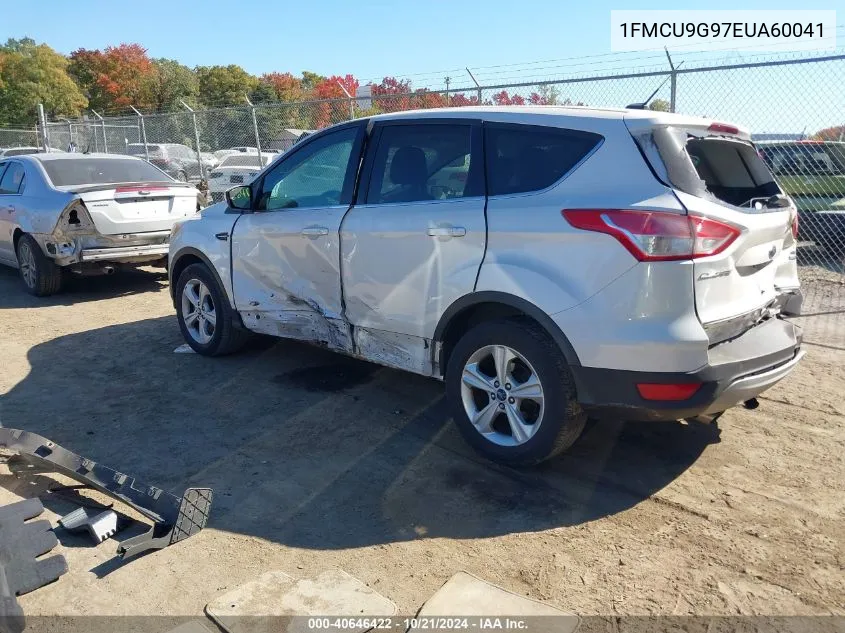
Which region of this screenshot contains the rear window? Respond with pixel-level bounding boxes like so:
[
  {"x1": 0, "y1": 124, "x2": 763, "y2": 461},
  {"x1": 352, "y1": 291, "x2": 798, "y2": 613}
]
[
  {"x1": 485, "y1": 125, "x2": 603, "y2": 196},
  {"x1": 220, "y1": 155, "x2": 265, "y2": 168},
  {"x1": 685, "y1": 139, "x2": 779, "y2": 207},
  {"x1": 0, "y1": 162, "x2": 25, "y2": 194},
  {"x1": 41, "y1": 158, "x2": 173, "y2": 187},
  {"x1": 127, "y1": 144, "x2": 162, "y2": 156}
]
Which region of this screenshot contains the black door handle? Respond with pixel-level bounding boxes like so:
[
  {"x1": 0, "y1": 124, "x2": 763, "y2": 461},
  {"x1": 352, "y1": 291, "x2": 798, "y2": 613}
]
[{"x1": 214, "y1": 232, "x2": 229, "y2": 241}]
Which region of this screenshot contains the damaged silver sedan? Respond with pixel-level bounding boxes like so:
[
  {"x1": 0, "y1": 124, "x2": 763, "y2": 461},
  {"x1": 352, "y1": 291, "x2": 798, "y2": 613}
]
[{"x1": 0, "y1": 153, "x2": 200, "y2": 296}]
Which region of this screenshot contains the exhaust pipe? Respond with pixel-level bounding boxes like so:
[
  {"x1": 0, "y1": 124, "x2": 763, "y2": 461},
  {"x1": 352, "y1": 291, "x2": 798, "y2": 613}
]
[
  {"x1": 103, "y1": 265, "x2": 116, "y2": 275},
  {"x1": 743, "y1": 398, "x2": 759, "y2": 410}
]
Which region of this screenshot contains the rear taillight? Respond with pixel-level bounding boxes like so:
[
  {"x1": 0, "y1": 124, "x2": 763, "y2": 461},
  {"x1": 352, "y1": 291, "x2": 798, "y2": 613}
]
[
  {"x1": 562, "y1": 210, "x2": 740, "y2": 262},
  {"x1": 792, "y1": 213, "x2": 799, "y2": 239},
  {"x1": 708, "y1": 122, "x2": 740, "y2": 135},
  {"x1": 637, "y1": 383, "x2": 701, "y2": 401}
]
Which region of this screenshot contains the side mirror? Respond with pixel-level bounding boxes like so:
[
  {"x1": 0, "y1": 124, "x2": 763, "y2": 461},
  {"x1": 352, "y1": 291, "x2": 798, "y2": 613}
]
[{"x1": 226, "y1": 185, "x2": 252, "y2": 210}]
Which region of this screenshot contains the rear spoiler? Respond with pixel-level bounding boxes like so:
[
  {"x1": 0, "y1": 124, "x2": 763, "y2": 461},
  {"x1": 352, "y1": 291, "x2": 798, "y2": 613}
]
[{"x1": 65, "y1": 181, "x2": 196, "y2": 195}]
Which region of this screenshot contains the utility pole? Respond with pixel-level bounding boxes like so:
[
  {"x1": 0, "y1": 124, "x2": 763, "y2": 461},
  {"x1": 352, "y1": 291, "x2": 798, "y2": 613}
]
[
  {"x1": 245, "y1": 95, "x2": 263, "y2": 165},
  {"x1": 129, "y1": 106, "x2": 149, "y2": 161},
  {"x1": 444, "y1": 76, "x2": 451, "y2": 104},
  {"x1": 180, "y1": 100, "x2": 205, "y2": 181}
]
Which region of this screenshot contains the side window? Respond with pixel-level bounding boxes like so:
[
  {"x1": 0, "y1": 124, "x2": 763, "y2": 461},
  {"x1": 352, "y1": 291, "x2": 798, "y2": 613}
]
[
  {"x1": 485, "y1": 125, "x2": 603, "y2": 196},
  {"x1": 257, "y1": 127, "x2": 358, "y2": 211},
  {"x1": 367, "y1": 124, "x2": 477, "y2": 204},
  {"x1": 0, "y1": 162, "x2": 25, "y2": 194}
]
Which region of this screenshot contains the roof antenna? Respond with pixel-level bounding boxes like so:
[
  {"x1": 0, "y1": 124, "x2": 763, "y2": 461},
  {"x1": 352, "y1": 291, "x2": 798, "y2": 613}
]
[{"x1": 626, "y1": 59, "x2": 683, "y2": 110}]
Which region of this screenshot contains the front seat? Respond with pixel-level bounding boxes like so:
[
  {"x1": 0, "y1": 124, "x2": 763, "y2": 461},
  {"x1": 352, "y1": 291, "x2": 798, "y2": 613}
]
[{"x1": 385, "y1": 146, "x2": 430, "y2": 203}]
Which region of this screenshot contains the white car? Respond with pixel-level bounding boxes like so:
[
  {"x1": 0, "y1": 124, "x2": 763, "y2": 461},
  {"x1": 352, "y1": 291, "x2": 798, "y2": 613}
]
[
  {"x1": 0, "y1": 153, "x2": 199, "y2": 295},
  {"x1": 206, "y1": 153, "x2": 277, "y2": 203},
  {"x1": 168, "y1": 106, "x2": 803, "y2": 466}
]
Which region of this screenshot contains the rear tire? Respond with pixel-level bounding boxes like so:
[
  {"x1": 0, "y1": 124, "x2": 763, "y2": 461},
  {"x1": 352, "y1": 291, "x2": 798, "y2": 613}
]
[
  {"x1": 16, "y1": 234, "x2": 62, "y2": 297},
  {"x1": 175, "y1": 263, "x2": 250, "y2": 356},
  {"x1": 446, "y1": 318, "x2": 587, "y2": 466}
]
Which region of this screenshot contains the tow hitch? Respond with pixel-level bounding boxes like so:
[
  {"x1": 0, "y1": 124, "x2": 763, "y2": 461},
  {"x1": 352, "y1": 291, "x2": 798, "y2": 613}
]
[{"x1": 0, "y1": 428, "x2": 212, "y2": 560}]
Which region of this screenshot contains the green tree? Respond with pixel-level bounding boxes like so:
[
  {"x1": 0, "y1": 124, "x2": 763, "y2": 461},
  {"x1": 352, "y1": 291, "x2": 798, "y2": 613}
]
[
  {"x1": 648, "y1": 98, "x2": 671, "y2": 112},
  {"x1": 150, "y1": 58, "x2": 199, "y2": 112},
  {"x1": 249, "y1": 81, "x2": 278, "y2": 105},
  {"x1": 196, "y1": 65, "x2": 258, "y2": 107},
  {"x1": 0, "y1": 38, "x2": 87, "y2": 126},
  {"x1": 300, "y1": 71, "x2": 325, "y2": 92}
]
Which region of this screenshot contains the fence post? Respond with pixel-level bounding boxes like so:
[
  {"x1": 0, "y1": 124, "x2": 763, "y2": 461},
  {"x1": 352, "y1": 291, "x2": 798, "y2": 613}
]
[
  {"x1": 336, "y1": 81, "x2": 354, "y2": 120},
  {"x1": 37, "y1": 104, "x2": 49, "y2": 151},
  {"x1": 180, "y1": 100, "x2": 205, "y2": 181},
  {"x1": 129, "y1": 105, "x2": 149, "y2": 161},
  {"x1": 466, "y1": 68, "x2": 482, "y2": 104},
  {"x1": 91, "y1": 110, "x2": 108, "y2": 153},
  {"x1": 665, "y1": 48, "x2": 677, "y2": 113},
  {"x1": 245, "y1": 96, "x2": 263, "y2": 165}
]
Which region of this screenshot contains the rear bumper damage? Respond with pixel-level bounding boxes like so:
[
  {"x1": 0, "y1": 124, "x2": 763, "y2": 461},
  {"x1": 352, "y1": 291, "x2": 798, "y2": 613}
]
[
  {"x1": 0, "y1": 428, "x2": 211, "y2": 560},
  {"x1": 34, "y1": 230, "x2": 171, "y2": 267},
  {"x1": 572, "y1": 317, "x2": 804, "y2": 421}
]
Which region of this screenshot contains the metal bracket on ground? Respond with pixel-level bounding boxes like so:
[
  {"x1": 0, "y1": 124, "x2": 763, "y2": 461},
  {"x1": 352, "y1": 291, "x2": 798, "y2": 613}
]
[{"x1": 0, "y1": 428, "x2": 212, "y2": 560}]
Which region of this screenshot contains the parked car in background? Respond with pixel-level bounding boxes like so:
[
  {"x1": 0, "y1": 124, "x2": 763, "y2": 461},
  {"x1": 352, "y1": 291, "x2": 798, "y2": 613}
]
[
  {"x1": 169, "y1": 106, "x2": 803, "y2": 466},
  {"x1": 0, "y1": 153, "x2": 199, "y2": 296},
  {"x1": 757, "y1": 140, "x2": 845, "y2": 254},
  {"x1": 0, "y1": 147, "x2": 42, "y2": 158},
  {"x1": 207, "y1": 153, "x2": 278, "y2": 203},
  {"x1": 213, "y1": 147, "x2": 260, "y2": 161},
  {"x1": 200, "y1": 152, "x2": 219, "y2": 170},
  {"x1": 126, "y1": 143, "x2": 205, "y2": 182}
]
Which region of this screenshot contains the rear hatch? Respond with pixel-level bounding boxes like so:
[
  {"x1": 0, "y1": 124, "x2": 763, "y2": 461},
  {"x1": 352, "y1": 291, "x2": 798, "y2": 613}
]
[
  {"x1": 42, "y1": 155, "x2": 198, "y2": 235},
  {"x1": 627, "y1": 117, "x2": 800, "y2": 343}
]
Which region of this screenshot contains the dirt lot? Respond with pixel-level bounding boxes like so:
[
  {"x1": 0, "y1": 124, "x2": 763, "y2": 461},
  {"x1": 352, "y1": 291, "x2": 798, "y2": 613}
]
[{"x1": 0, "y1": 262, "x2": 843, "y2": 618}]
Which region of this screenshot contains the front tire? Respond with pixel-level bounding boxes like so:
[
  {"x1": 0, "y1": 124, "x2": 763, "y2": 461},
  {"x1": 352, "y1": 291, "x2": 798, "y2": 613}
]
[
  {"x1": 16, "y1": 234, "x2": 62, "y2": 297},
  {"x1": 175, "y1": 263, "x2": 250, "y2": 356},
  {"x1": 445, "y1": 318, "x2": 587, "y2": 466}
]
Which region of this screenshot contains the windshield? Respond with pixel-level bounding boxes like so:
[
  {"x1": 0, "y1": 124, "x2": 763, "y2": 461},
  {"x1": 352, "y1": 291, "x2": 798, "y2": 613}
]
[
  {"x1": 759, "y1": 143, "x2": 845, "y2": 176},
  {"x1": 41, "y1": 157, "x2": 173, "y2": 186}
]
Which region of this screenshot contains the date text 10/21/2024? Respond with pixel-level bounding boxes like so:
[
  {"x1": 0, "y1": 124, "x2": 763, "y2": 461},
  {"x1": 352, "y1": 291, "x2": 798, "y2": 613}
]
[{"x1": 306, "y1": 618, "x2": 537, "y2": 631}]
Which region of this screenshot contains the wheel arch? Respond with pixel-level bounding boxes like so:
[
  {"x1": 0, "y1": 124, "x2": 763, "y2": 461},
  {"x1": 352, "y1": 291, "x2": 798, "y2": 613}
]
[
  {"x1": 433, "y1": 291, "x2": 582, "y2": 375},
  {"x1": 169, "y1": 247, "x2": 233, "y2": 310}
]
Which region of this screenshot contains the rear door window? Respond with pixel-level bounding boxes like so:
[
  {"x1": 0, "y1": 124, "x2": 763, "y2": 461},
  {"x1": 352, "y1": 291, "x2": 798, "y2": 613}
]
[
  {"x1": 484, "y1": 124, "x2": 603, "y2": 196},
  {"x1": 0, "y1": 162, "x2": 25, "y2": 194},
  {"x1": 366, "y1": 123, "x2": 481, "y2": 204}
]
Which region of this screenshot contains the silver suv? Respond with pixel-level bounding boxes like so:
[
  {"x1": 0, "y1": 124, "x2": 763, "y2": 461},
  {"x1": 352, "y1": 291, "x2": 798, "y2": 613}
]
[{"x1": 168, "y1": 107, "x2": 804, "y2": 466}]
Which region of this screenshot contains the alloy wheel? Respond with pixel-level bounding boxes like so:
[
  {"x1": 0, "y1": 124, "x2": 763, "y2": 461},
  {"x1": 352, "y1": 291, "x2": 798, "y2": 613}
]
[
  {"x1": 181, "y1": 279, "x2": 216, "y2": 345},
  {"x1": 460, "y1": 344, "x2": 545, "y2": 447}
]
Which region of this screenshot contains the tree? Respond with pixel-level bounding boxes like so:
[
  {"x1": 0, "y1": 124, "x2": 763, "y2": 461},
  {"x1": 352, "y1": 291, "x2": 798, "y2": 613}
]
[
  {"x1": 811, "y1": 125, "x2": 845, "y2": 142},
  {"x1": 0, "y1": 38, "x2": 87, "y2": 126},
  {"x1": 68, "y1": 44, "x2": 156, "y2": 111},
  {"x1": 528, "y1": 84, "x2": 560, "y2": 105},
  {"x1": 196, "y1": 65, "x2": 258, "y2": 107},
  {"x1": 149, "y1": 58, "x2": 198, "y2": 112},
  {"x1": 372, "y1": 76, "x2": 411, "y2": 112},
  {"x1": 248, "y1": 81, "x2": 278, "y2": 105},
  {"x1": 648, "y1": 98, "x2": 671, "y2": 112},
  {"x1": 449, "y1": 93, "x2": 481, "y2": 107},
  {"x1": 492, "y1": 90, "x2": 526, "y2": 106},
  {"x1": 311, "y1": 74, "x2": 359, "y2": 128},
  {"x1": 260, "y1": 72, "x2": 304, "y2": 102},
  {"x1": 300, "y1": 71, "x2": 326, "y2": 92}
]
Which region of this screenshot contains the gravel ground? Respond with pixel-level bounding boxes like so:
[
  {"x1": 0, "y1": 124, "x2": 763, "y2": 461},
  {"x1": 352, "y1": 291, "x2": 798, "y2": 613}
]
[{"x1": 0, "y1": 263, "x2": 842, "y2": 618}]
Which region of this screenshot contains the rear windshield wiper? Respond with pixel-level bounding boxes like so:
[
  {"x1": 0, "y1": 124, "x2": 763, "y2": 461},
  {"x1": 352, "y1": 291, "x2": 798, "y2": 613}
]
[{"x1": 741, "y1": 194, "x2": 791, "y2": 209}]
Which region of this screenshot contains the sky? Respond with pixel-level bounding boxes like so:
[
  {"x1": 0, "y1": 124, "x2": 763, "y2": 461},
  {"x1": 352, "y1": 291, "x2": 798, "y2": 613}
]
[
  {"x1": 1, "y1": 0, "x2": 843, "y2": 133},
  {"x1": 2, "y1": 0, "x2": 841, "y2": 85}
]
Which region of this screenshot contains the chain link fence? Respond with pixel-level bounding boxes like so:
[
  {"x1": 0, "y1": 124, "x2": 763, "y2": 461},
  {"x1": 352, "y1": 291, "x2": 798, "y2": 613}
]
[{"x1": 3, "y1": 51, "x2": 843, "y2": 270}]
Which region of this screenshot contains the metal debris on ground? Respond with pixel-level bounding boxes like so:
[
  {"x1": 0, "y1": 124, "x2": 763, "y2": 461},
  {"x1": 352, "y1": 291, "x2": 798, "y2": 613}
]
[
  {"x1": 0, "y1": 428, "x2": 212, "y2": 560},
  {"x1": 58, "y1": 507, "x2": 121, "y2": 544},
  {"x1": 0, "y1": 498, "x2": 68, "y2": 633}
]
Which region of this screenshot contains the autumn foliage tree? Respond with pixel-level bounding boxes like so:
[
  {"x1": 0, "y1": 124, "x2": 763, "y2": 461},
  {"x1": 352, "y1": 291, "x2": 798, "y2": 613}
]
[
  {"x1": 491, "y1": 90, "x2": 525, "y2": 105},
  {"x1": 311, "y1": 74, "x2": 359, "y2": 128},
  {"x1": 69, "y1": 44, "x2": 155, "y2": 111},
  {"x1": 812, "y1": 125, "x2": 845, "y2": 142}
]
